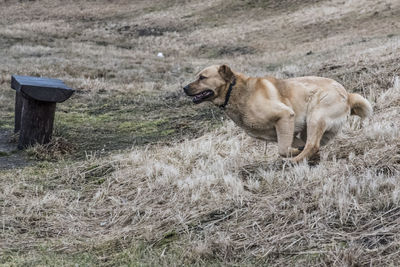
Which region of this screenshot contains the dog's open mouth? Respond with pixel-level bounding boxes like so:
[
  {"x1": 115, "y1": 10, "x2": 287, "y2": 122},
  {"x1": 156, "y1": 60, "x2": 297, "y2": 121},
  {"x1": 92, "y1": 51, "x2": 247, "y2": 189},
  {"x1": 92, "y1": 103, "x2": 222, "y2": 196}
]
[{"x1": 192, "y1": 90, "x2": 214, "y2": 104}]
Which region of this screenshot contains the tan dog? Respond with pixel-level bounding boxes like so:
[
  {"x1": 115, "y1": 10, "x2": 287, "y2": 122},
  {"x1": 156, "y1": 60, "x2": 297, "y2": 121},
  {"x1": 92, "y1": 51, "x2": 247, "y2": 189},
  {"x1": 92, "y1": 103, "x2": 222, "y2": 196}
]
[{"x1": 183, "y1": 65, "x2": 372, "y2": 163}]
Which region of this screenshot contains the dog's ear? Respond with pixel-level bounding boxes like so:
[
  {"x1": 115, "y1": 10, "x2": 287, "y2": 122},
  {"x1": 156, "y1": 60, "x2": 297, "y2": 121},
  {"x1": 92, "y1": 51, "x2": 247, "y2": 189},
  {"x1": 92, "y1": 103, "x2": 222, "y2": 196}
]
[{"x1": 218, "y1": 64, "x2": 234, "y2": 83}]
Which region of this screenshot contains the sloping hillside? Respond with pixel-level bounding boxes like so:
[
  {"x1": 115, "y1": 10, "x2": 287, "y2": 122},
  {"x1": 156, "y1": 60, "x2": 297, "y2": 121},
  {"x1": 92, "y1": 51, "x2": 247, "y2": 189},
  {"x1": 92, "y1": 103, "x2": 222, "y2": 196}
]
[{"x1": 1, "y1": 0, "x2": 400, "y2": 265}]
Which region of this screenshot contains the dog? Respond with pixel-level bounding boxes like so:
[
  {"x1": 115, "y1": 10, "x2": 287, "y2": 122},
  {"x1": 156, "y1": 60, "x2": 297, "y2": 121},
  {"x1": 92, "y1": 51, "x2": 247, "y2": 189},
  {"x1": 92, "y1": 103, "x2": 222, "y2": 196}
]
[{"x1": 183, "y1": 65, "x2": 372, "y2": 163}]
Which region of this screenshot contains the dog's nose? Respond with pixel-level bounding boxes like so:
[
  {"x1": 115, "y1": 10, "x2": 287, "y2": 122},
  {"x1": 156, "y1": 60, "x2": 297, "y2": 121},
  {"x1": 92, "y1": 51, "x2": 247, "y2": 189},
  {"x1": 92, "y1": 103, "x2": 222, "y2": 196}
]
[{"x1": 183, "y1": 85, "x2": 189, "y2": 94}]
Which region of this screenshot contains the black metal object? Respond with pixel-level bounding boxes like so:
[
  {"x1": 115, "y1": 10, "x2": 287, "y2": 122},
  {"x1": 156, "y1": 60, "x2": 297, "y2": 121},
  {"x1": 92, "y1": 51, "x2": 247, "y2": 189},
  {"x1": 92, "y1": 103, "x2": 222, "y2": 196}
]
[{"x1": 11, "y1": 75, "x2": 75, "y2": 149}]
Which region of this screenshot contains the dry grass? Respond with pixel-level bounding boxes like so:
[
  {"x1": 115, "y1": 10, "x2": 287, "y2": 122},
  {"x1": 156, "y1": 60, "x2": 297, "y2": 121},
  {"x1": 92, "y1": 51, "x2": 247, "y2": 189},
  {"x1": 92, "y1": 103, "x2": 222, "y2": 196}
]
[
  {"x1": 1, "y1": 0, "x2": 400, "y2": 265},
  {"x1": 25, "y1": 137, "x2": 75, "y2": 161}
]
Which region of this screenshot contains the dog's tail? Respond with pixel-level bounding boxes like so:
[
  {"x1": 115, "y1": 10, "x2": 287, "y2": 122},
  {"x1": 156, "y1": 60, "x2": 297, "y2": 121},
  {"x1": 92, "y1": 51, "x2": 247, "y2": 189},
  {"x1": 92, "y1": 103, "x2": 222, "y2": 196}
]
[{"x1": 348, "y1": 93, "x2": 373, "y2": 118}]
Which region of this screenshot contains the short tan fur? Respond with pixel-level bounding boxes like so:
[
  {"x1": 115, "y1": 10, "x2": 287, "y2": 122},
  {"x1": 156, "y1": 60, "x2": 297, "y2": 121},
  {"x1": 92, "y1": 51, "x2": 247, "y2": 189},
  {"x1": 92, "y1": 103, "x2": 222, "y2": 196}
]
[{"x1": 184, "y1": 65, "x2": 372, "y2": 163}]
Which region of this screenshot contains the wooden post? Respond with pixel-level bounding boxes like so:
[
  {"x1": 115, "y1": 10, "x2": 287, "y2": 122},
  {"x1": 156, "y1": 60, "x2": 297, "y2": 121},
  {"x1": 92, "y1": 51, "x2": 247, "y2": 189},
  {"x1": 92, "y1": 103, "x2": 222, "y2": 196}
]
[
  {"x1": 18, "y1": 95, "x2": 56, "y2": 149},
  {"x1": 14, "y1": 91, "x2": 23, "y2": 133},
  {"x1": 11, "y1": 75, "x2": 74, "y2": 149}
]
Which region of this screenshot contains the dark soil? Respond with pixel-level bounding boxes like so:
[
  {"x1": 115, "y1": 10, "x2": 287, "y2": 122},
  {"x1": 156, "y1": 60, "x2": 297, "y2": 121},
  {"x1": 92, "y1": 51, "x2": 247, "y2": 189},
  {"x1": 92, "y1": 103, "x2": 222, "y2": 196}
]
[{"x1": 0, "y1": 130, "x2": 29, "y2": 170}]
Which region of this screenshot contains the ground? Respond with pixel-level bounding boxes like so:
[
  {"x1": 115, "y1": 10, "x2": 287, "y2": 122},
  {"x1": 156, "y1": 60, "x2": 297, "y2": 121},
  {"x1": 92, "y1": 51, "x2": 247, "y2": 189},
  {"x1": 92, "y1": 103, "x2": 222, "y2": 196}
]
[{"x1": 0, "y1": 0, "x2": 400, "y2": 266}]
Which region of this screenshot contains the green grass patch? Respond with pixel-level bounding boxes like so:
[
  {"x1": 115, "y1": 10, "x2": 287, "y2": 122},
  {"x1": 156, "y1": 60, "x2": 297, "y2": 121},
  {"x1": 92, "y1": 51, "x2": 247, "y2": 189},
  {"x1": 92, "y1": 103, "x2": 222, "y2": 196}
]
[
  {"x1": 51, "y1": 90, "x2": 223, "y2": 159},
  {"x1": 0, "y1": 248, "x2": 99, "y2": 267},
  {"x1": 118, "y1": 118, "x2": 168, "y2": 133},
  {"x1": 0, "y1": 238, "x2": 223, "y2": 267},
  {"x1": 0, "y1": 113, "x2": 13, "y2": 130},
  {"x1": 0, "y1": 151, "x2": 9, "y2": 157}
]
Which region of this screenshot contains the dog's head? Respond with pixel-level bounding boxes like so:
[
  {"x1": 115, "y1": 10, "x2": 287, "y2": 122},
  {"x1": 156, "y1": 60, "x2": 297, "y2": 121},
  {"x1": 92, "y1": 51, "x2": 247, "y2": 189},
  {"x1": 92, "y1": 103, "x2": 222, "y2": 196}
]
[{"x1": 183, "y1": 64, "x2": 235, "y2": 104}]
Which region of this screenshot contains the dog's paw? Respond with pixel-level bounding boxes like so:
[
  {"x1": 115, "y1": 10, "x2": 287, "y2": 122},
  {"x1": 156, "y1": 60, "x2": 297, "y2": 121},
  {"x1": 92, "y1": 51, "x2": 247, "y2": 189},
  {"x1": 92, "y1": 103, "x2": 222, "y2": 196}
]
[
  {"x1": 290, "y1": 153, "x2": 321, "y2": 166},
  {"x1": 288, "y1": 147, "x2": 303, "y2": 157},
  {"x1": 279, "y1": 147, "x2": 302, "y2": 158}
]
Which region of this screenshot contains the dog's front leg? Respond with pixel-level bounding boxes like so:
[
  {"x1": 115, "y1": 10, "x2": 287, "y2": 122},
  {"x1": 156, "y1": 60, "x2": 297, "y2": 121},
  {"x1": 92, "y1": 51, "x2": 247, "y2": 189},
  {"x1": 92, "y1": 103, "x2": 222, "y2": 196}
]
[{"x1": 275, "y1": 111, "x2": 301, "y2": 157}]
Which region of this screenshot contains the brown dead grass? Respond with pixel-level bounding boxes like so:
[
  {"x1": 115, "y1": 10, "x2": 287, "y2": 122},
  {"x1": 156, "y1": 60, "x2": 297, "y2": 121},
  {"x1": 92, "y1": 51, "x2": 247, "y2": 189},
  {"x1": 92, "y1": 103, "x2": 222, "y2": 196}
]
[
  {"x1": 25, "y1": 137, "x2": 75, "y2": 161},
  {"x1": 1, "y1": 0, "x2": 400, "y2": 265}
]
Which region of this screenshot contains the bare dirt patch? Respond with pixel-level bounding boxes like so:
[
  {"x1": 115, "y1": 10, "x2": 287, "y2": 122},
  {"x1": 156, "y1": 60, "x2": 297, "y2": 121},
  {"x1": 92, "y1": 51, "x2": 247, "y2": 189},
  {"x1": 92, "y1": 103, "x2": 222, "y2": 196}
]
[{"x1": 0, "y1": 130, "x2": 29, "y2": 169}]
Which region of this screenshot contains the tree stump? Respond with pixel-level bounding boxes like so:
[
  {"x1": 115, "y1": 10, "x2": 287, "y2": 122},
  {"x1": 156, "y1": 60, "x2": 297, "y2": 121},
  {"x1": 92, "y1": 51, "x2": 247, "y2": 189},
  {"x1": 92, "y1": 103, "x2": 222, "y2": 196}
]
[
  {"x1": 14, "y1": 91, "x2": 23, "y2": 133},
  {"x1": 11, "y1": 75, "x2": 75, "y2": 149}
]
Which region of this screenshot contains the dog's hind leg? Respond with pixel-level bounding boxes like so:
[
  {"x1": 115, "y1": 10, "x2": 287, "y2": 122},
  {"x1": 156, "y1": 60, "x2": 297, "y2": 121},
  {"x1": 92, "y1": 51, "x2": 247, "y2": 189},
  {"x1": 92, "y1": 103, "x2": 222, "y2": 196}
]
[{"x1": 292, "y1": 117, "x2": 327, "y2": 163}]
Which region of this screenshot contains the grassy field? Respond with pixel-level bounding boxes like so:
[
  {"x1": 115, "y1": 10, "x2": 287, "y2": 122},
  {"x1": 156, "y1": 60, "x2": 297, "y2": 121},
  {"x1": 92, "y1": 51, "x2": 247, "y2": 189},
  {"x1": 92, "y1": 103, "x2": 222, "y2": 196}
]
[{"x1": 1, "y1": 0, "x2": 400, "y2": 265}]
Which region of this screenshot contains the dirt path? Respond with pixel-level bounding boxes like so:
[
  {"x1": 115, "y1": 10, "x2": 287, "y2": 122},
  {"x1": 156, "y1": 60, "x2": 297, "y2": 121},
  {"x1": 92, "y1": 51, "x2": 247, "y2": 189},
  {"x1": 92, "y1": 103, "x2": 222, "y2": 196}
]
[{"x1": 0, "y1": 130, "x2": 29, "y2": 170}]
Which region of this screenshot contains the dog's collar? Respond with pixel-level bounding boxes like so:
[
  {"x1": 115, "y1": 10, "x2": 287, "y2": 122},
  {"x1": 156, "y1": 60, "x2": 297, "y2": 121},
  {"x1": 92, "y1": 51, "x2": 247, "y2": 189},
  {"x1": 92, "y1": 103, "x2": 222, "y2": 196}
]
[{"x1": 219, "y1": 77, "x2": 236, "y2": 110}]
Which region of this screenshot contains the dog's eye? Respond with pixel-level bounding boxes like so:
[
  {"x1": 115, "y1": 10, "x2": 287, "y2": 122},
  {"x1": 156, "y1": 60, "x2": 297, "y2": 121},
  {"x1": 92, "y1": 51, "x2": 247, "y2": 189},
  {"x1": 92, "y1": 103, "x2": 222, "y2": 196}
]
[{"x1": 199, "y1": 75, "x2": 206, "y2": 80}]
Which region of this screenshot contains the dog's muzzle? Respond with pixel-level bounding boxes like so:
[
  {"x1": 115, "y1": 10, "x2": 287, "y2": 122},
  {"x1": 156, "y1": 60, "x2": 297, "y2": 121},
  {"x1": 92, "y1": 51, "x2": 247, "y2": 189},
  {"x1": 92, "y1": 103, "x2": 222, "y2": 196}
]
[
  {"x1": 183, "y1": 85, "x2": 190, "y2": 94},
  {"x1": 183, "y1": 85, "x2": 214, "y2": 104}
]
